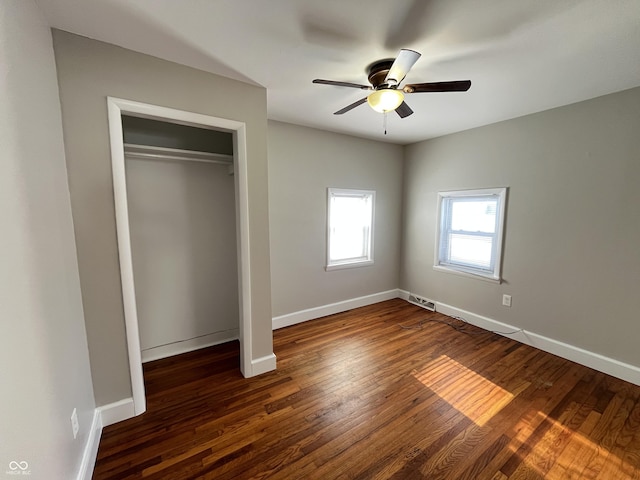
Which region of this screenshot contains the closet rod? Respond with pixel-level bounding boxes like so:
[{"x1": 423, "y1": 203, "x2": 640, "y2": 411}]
[{"x1": 124, "y1": 143, "x2": 233, "y2": 166}]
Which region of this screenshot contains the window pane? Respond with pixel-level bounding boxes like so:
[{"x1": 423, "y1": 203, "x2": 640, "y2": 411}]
[
  {"x1": 450, "y1": 198, "x2": 497, "y2": 233},
  {"x1": 330, "y1": 225, "x2": 366, "y2": 260},
  {"x1": 327, "y1": 189, "x2": 374, "y2": 267},
  {"x1": 331, "y1": 196, "x2": 370, "y2": 229},
  {"x1": 448, "y1": 234, "x2": 492, "y2": 269}
]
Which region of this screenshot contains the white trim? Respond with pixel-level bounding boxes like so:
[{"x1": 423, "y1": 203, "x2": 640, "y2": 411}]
[
  {"x1": 251, "y1": 353, "x2": 277, "y2": 376},
  {"x1": 97, "y1": 398, "x2": 136, "y2": 427},
  {"x1": 397, "y1": 289, "x2": 411, "y2": 301},
  {"x1": 432, "y1": 265, "x2": 502, "y2": 284},
  {"x1": 325, "y1": 259, "x2": 374, "y2": 271},
  {"x1": 107, "y1": 99, "x2": 146, "y2": 415},
  {"x1": 272, "y1": 289, "x2": 400, "y2": 330},
  {"x1": 233, "y1": 127, "x2": 254, "y2": 377},
  {"x1": 107, "y1": 97, "x2": 256, "y2": 413},
  {"x1": 142, "y1": 330, "x2": 239, "y2": 363},
  {"x1": 76, "y1": 410, "x2": 102, "y2": 480},
  {"x1": 434, "y1": 301, "x2": 640, "y2": 386}
]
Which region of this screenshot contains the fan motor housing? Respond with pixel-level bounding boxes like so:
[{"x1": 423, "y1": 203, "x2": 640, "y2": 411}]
[{"x1": 367, "y1": 60, "x2": 394, "y2": 88}]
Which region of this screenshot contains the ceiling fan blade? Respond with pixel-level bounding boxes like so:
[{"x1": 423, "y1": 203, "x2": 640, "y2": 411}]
[
  {"x1": 385, "y1": 49, "x2": 421, "y2": 86},
  {"x1": 395, "y1": 101, "x2": 414, "y2": 118},
  {"x1": 403, "y1": 80, "x2": 472, "y2": 93},
  {"x1": 334, "y1": 97, "x2": 368, "y2": 115},
  {"x1": 313, "y1": 79, "x2": 372, "y2": 90}
]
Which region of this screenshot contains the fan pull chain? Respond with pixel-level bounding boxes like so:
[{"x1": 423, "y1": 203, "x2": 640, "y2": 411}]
[{"x1": 383, "y1": 112, "x2": 388, "y2": 135}]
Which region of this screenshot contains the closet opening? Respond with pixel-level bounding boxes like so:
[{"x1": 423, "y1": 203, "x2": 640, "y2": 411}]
[
  {"x1": 108, "y1": 98, "x2": 253, "y2": 416},
  {"x1": 123, "y1": 115, "x2": 239, "y2": 365}
]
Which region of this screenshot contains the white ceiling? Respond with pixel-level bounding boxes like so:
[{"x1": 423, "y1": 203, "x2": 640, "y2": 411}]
[{"x1": 36, "y1": 0, "x2": 640, "y2": 145}]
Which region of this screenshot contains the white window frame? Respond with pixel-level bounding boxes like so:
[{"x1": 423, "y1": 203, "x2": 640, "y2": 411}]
[
  {"x1": 434, "y1": 187, "x2": 507, "y2": 283},
  {"x1": 326, "y1": 188, "x2": 375, "y2": 271}
]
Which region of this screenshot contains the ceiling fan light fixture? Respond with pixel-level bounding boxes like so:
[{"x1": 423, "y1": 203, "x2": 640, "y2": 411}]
[{"x1": 367, "y1": 89, "x2": 404, "y2": 113}]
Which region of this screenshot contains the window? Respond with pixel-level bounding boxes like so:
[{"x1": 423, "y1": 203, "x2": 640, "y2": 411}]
[
  {"x1": 326, "y1": 188, "x2": 375, "y2": 270},
  {"x1": 435, "y1": 187, "x2": 507, "y2": 282}
]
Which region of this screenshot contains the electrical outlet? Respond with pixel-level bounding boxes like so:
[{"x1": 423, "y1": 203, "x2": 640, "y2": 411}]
[
  {"x1": 502, "y1": 294, "x2": 512, "y2": 307},
  {"x1": 71, "y1": 408, "x2": 79, "y2": 439}
]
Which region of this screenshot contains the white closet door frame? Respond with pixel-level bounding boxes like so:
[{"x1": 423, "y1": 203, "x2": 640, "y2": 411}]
[{"x1": 107, "y1": 97, "x2": 253, "y2": 416}]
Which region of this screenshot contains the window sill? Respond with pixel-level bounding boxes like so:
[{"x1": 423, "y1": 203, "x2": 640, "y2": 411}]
[
  {"x1": 326, "y1": 260, "x2": 374, "y2": 272},
  {"x1": 433, "y1": 265, "x2": 502, "y2": 284}
]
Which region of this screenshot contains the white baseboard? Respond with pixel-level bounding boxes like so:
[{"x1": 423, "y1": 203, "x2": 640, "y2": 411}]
[
  {"x1": 97, "y1": 397, "x2": 135, "y2": 427},
  {"x1": 250, "y1": 353, "x2": 277, "y2": 377},
  {"x1": 141, "y1": 329, "x2": 239, "y2": 363},
  {"x1": 397, "y1": 289, "x2": 410, "y2": 300},
  {"x1": 76, "y1": 409, "x2": 103, "y2": 480},
  {"x1": 272, "y1": 289, "x2": 401, "y2": 330},
  {"x1": 434, "y1": 301, "x2": 640, "y2": 386}
]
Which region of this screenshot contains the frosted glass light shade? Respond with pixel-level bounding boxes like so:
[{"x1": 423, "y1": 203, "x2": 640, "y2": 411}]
[{"x1": 367, "y1": 89, "x2": 404, "y2": 113}]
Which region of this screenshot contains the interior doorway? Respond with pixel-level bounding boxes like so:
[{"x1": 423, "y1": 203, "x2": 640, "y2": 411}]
[{"x1": 107, "y1": 97, "x2": 253, "y2": 416}]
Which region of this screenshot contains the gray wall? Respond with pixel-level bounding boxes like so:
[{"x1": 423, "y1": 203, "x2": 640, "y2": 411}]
[
  {"x1": 52, "y1": 30, "x2": 272, "y2": 406},
  {"x1": 0, "y1": 2, "x2": 95, "y2": 478},
  {"x1": 126, "y1": 156, "x2": 239, "y2": 357},
  {"x1": 402, "y1": 86, "x2": 640, "y2": 366},
  {"x1": 268, "y1": 121, "x2": 404, "y2": 317}
]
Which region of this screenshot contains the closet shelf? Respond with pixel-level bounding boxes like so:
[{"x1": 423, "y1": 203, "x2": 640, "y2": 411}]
[{"x1": 124, "y1": 143, "x2": 233, "y2": 165}]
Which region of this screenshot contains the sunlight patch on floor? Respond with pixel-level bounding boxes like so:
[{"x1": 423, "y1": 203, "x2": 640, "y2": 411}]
[
  {"x1": 413, "y1": 355, "x2": 514, "y2": 426},
  {"x1": 510, "y1": 408, "x2": 638, "y2": 478}
]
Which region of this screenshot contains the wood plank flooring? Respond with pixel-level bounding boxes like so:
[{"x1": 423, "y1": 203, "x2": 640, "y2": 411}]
[{"x1": 93, "y1": 299, "x2": 640, "y2": 479}]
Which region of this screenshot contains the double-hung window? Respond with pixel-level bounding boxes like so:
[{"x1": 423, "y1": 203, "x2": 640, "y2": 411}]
[
  {"x1": 326, "y1": 188, "x2": 375, "y2": 270},
  {"x1": 435, "y1": 187, "x2": 507, "y2": 282}
]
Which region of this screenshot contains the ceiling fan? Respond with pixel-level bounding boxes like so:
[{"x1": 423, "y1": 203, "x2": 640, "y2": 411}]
[{"x1": 313, "y1": 49, "x2": 471, "y2": 118}]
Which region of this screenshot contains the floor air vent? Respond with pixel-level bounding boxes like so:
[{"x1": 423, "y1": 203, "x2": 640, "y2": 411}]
[{"x1": 407, "y1": 294, "x2": 436, "y2": 312}]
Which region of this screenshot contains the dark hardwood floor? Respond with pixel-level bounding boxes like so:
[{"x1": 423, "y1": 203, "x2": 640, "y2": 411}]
[{"x1": 93, "y1": 299, "x2": 640, "y2": 479}]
